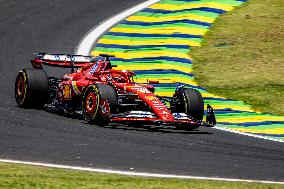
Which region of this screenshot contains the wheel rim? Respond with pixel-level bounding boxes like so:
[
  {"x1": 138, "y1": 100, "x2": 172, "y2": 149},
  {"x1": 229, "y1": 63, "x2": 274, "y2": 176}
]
[
  {"x1": 15, "y1": 73, "x2": 27, "y2": 104},
  {"x1": 17, "y1": 77, "x2": 25, "y2": 96},
  {"x1": 85, "y1": 92, "x2": 98, "y2": 114}
]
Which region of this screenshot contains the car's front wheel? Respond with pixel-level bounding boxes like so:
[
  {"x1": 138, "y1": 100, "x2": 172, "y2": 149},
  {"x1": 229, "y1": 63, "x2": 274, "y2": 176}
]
[
  {"x1": 172, "y1": 87, "x2": 204, "y2": 130},
  {"x1": 82, "y1": 84, "x2": 117, "y2": 126}
]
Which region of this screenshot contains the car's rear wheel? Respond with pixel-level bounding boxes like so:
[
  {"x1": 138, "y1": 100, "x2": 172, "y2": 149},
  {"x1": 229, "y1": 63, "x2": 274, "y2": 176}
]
[
  {"x1": 82, "y1": 83, "x2": 117, "y2": 126},
  {"x1": 15, "y1": 68, "x2": 49, "y2": 108}
]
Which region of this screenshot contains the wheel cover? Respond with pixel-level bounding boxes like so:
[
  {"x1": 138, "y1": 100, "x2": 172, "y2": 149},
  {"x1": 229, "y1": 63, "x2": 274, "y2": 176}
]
[{"x1": 99, "y1": 99, "x2": 110, "y2": 116}]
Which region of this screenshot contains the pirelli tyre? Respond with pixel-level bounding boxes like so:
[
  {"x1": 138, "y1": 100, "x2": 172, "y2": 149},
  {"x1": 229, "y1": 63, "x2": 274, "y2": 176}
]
[
  {"x1": 172, "y1": 87, "x2": 204, "y2": 121},
  {"x1": 15, "y1": 68, "x2": 49, "y2": 108},
  {"x1": 82, "y1": 83, "x2": 117, "y2": 126}
]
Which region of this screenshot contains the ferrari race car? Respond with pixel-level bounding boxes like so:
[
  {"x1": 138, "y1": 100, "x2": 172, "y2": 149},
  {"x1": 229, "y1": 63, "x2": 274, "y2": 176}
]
[{"x1": 15, "y1": 53, "x2": 216, "y2": 130}]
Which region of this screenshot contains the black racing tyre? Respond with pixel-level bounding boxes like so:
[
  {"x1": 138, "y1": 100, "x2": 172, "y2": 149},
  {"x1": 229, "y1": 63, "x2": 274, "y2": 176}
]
[
  {"x1": 173, "y1": 88, "x2": 204, "y2": 121},
  {"x1": 95, "y1": 83, "x2": 118, "y2": 114},
  {"x1": 82, "y1": 83, "x2": 117, "y2": 126},
  {"x1": 15, "y1": 68, "x2": 49, "y2": 108},
  {"x1": 183, "y1": 88, "x2": 204, "y2": 121}
]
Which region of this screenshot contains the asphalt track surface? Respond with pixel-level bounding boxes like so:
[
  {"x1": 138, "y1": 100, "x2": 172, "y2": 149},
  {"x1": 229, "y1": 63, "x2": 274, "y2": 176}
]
[{"x1": 0, "y1": 0, "x2": 284, "y2": 182}]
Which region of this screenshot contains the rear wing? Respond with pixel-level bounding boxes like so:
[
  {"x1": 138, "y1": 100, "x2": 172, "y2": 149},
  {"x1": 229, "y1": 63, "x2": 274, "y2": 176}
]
[{"x1": 31, "y1": 53, "x2": 96, "y2": 69}]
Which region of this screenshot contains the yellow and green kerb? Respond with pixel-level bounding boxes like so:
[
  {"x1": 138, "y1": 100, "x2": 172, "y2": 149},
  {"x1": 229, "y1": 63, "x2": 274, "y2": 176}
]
[{"x1": 92, "y1": 0, "x2": 284, "y2": 141}]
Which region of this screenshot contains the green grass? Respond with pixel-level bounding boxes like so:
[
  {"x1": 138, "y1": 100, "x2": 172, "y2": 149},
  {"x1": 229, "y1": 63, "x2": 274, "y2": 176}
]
[
  {"x1": 191, "y1": 0, "x2": 284, "y2": 116},
  {"x1": 0, "y1": 163, "x2": 283, "y2": 189}
]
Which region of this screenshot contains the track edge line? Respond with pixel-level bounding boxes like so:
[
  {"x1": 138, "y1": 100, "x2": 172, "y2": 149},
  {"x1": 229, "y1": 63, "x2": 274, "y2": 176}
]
[
  {"x1": 0, "y1": 159, "x2": 283, "y2": 184},
  {"x1": 214, "y1": 126, "x2": 284, "y2": 143},
  {"x1": 75, "y1": 0, "x2": 161, "y2": 55}
]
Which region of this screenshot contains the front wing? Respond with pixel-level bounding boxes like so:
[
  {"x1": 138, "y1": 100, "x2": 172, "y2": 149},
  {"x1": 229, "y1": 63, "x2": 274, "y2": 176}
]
[{"x1": 110, "y1": 107, "x2": 216, "y2": 129}]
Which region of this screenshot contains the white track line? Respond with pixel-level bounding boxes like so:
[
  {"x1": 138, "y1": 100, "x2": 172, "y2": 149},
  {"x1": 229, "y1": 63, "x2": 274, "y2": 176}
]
[
  {"x1": 75, "y1": 0, "x2": 161, "y2": 55},
  {"x1": 214, "y1": 126, "x2": 284, "y2": 143},
  {"x1": 1, "y1": 159, "x2": 283, "y2": 184}
]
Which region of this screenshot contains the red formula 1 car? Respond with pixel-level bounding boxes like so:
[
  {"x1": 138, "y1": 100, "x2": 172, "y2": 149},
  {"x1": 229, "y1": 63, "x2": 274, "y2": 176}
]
[{"x1": 15, "y1": 53, "x2": 216, "y2": 130}]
